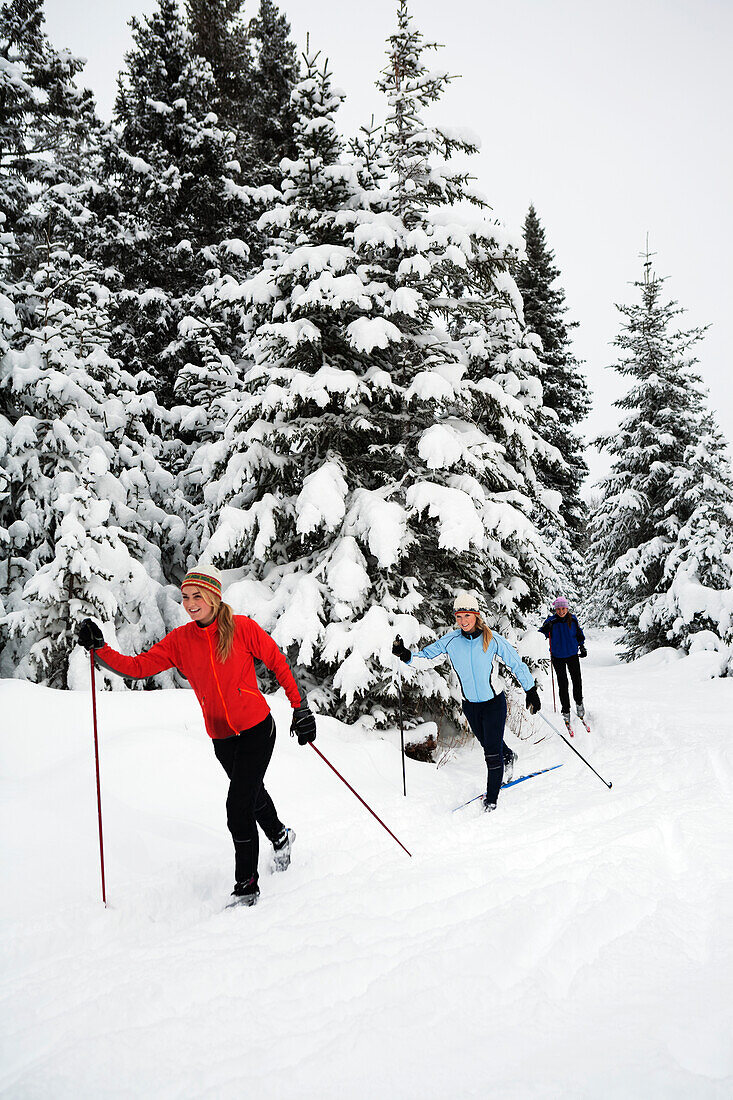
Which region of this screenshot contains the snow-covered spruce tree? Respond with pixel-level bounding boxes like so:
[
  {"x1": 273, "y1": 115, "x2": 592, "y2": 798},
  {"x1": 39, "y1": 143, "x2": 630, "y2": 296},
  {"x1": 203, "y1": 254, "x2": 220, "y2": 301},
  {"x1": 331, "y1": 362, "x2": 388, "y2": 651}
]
[
  {"x1": 0, "y1": 244, "x2": 184, "y2": 687},
  {"x1": 200, "y1": 10, "x2": 557, "y2": 729},
  {"x1": 175, "y1": 0, "x2": 300, "y2": 436},
  {"x1": 587, "y1": 256, "x2": 731, "y2": 660},
  {"x1": 0, "y1": 0, "x2": 99, "y2": 268},
  {"x1": 0, "y1": 0, "x2": 104, "y2": 666},
  {"x1": 93, "y1": 0, "x2": 253, "y2": 411},
  {"x1": 186, "y1": 0, "x2": 298, "y2": 193},
  {"x1": 190, "y1": 45, "x2": 383, "y2": 695},
  {"x1": 185, "y1": 0, "x2": 249, "y2": 131},
  {"x1": 514, "y1": 205, "x2": 589, "y2": 585},
  {"x1": 0, "y1": 0, "x2": 104, "y2": 349},
  {"x1": 636, "y1": 413, "x2": 733, "y2": 668},
  {"x1": 239, "y1": 0, "x2": 299, "y2": 185},
  {"x1": 370, "y1": 3, "x2": 561, "y2": 639},
  {"x1": 446, "y1": 222, "x2": 570, "y2": 606}
]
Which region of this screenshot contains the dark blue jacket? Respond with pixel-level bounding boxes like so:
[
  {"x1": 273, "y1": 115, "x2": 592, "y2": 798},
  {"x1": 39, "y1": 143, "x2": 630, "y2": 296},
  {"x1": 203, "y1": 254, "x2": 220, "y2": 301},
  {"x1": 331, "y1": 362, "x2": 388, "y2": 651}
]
[{"x1": 540, "y1": 613, "x2": 585, "y2": 659}]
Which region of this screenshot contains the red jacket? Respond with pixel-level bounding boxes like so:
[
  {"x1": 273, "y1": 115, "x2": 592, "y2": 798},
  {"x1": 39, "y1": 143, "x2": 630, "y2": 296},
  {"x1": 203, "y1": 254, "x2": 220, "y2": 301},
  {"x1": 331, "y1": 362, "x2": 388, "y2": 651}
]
[{"x1": 95, "y1": 616, "x2": 302, "y2": 739}]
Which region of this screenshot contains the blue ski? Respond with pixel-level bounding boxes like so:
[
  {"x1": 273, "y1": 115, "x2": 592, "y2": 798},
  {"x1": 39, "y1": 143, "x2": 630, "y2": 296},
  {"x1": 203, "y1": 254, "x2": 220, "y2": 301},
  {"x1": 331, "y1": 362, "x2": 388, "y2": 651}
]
[
  {"x1": 452, "y1": 764, "x2": 563, "y2": 812},
  {"x1": 505, "y1": 763, "x2": 563, "y2": 788}
]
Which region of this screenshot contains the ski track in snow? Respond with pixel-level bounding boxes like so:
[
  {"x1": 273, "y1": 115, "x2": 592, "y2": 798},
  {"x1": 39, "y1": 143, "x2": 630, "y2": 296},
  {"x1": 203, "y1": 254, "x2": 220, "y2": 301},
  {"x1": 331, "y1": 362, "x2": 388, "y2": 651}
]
[{"x1": 1, "y1": 630, "x2": 732, "y2": 1098}]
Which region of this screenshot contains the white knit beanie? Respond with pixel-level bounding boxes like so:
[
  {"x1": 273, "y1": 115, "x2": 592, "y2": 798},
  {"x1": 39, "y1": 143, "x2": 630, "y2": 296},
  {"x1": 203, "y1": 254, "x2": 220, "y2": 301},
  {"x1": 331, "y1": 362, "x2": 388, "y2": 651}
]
[{"x1": 453, "y1": 590, "x2": 481, "y2": 614}]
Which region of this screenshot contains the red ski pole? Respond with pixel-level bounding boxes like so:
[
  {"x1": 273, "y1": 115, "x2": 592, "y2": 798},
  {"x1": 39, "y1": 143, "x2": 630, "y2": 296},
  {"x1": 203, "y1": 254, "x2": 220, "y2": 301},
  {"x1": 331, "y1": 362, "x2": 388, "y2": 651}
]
[
  {"x1": 308, "y1": 743, "x2": 412, "y2": 857},
  {"x1": 89, "y1": 650, "x2": 107, "y2": 905}
]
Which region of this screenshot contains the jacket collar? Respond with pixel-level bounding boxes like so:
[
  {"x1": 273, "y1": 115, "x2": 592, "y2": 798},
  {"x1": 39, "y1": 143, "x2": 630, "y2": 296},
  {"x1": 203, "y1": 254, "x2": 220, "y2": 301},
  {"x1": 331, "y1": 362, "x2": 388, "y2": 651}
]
[{"x1": 194, "y1": 615, "x2": 219, "y2": 633}]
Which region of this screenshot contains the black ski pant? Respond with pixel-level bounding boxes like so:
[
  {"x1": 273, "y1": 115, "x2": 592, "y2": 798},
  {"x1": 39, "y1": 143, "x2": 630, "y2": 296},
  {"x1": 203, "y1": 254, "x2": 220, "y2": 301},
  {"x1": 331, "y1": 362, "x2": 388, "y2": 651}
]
[
  {"x1": 212, "y1": 714, "x2": 284, "y2": 886},
  {"x1": 551, "y1": 655, "x2": 583, "y2": 714},
  {"x1": 462, "y1": 693, "x2": 511, "y2": 804}
]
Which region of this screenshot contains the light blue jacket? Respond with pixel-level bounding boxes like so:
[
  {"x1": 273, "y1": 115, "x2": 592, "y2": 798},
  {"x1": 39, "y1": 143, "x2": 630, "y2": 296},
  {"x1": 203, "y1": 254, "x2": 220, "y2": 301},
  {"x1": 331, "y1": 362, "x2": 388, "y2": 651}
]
[{"x1": 408, "y1": 628, "x2": 535, "y2": 703}]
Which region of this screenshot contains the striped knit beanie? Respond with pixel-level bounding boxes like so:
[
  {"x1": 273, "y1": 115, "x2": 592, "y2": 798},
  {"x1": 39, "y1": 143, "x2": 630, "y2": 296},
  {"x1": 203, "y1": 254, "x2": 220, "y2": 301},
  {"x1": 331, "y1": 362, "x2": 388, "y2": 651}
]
[{"x1": 181, "y1": 562, "x2": 223, "y2": 600}]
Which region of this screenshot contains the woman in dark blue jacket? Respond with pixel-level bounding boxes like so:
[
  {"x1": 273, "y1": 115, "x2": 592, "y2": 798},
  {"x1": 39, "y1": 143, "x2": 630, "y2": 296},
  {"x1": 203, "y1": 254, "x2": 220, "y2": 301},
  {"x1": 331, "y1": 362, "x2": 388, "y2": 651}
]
[{"x1": 540, "y1": 597, "x2": 587, "y2": 723}]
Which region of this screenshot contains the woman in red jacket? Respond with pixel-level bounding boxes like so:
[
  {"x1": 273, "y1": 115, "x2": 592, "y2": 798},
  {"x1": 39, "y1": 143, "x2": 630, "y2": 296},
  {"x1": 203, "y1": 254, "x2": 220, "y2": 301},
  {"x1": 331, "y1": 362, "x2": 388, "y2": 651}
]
[{"x1": 77, "y1": 563, "x2": 316, "y2": 908}]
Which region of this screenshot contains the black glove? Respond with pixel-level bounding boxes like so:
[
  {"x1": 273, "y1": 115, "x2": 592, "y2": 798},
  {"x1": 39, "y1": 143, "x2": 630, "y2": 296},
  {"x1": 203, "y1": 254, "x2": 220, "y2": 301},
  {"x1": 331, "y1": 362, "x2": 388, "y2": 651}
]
[
  {"x1": 291, "y1": 704, "x2": 316, "y2": 745},
  {"x1": 525, "y1": 686, "x2": 541, "y2": 714},
  {"x1": 78, "y1": 618, "x2": 104, "y2": 651},
  {"x1": 579, "y1": 645, "x2": 587, "y2": 659},
  {"x1": 391, "y1": 635, "x2": 411, "y2": 663}
]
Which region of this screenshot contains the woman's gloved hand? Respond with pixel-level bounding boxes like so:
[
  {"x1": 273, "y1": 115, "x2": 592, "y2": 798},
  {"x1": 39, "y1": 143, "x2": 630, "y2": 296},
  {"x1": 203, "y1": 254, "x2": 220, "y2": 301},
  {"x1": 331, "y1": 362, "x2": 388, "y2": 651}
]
[
  {"x1": 291, "y1": 704, "x2": 316, "y2": 745},
  {"x1": 391, "y1": 636, "x2": 411, "y2": 663},
  {"x1": 579, "y1": 645, "x2": 587, "y2": 659},
  {"x1": 78, "y1": 618, "x2": 104, "y2": 651},
  {"x1": 525, "y1": 686, "x2": 541, "y2": 714}
]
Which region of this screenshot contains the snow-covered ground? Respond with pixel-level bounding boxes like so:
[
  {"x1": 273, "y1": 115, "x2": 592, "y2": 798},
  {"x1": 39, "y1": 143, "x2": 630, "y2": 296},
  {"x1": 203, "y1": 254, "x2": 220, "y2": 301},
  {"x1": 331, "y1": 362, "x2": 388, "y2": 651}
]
[{"x1": 1, "y1": 631, "x2": 731, "y2": 1098}]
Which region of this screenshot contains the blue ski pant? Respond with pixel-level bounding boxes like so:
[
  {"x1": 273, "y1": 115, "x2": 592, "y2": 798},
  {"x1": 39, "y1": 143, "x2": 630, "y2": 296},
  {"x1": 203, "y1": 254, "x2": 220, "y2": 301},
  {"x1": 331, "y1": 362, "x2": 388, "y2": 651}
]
[
  {"x1": 462, "y1": 693, "x2": 511, "y2": 804},
  {"x1": 213, "y1": 714, "x2": 284, "y2": 885}
]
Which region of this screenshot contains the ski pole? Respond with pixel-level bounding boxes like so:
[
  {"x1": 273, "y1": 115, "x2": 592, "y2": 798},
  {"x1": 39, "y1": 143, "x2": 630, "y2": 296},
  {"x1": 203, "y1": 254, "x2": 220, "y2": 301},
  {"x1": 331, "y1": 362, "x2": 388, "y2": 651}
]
[
  {"x1": 396, "y1": 666, "x2": 407, "y2": 796},
  {"x1": 89, "y1": 649, "x2": 107, "y2": 905},
  {"x1": 538, "y1": 713, "x2": 613, "y2": 789},
  {"x1": 547, "y1": 633, "x2": 557, "y2": 712},
  {"x1": 308, "y1": 743, "x2": 412, "y2": 857}
]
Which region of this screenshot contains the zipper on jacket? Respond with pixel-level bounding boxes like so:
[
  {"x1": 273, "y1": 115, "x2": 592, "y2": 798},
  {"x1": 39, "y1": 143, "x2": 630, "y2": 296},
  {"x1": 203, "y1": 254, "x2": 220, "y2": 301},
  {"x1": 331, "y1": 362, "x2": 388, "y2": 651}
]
[
  {"x1": 469, "y1": 636, "x2": 480, "y2": 700},
  {"x1": 205, "y1": 631, "x2": 239, "y2": 736}
]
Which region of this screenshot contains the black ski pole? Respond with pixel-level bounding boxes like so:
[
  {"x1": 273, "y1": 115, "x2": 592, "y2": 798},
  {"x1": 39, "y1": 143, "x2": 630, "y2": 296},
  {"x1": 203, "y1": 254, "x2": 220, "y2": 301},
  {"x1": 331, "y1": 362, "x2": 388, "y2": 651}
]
[{"x1": 538, "y1": 713, "x2": 613, "y2": 789}]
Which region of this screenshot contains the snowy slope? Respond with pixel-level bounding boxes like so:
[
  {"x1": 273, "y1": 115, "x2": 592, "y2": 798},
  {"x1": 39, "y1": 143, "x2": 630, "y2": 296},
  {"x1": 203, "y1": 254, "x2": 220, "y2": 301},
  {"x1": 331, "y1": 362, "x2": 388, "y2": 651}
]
[{"x1": 1, "y1": 632, "x2": 732, "y2": 1099}]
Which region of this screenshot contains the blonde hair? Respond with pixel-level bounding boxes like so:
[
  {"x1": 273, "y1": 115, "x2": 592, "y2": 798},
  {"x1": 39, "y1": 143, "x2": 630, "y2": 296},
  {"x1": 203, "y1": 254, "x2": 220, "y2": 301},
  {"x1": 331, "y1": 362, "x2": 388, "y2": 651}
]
[
  {"x1": 199, "y1": 590, "x2": 235, "y2": 662},
  {"x1": 474, "y1": 612, "x2": 493, "y2": 652}
]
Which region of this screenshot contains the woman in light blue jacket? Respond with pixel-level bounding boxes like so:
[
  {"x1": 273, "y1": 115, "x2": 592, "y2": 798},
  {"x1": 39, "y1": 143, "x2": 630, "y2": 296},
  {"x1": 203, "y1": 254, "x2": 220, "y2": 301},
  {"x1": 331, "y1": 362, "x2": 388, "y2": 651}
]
[{"x1": 393, "y1": 591, "x2": 541, "y2": 811}]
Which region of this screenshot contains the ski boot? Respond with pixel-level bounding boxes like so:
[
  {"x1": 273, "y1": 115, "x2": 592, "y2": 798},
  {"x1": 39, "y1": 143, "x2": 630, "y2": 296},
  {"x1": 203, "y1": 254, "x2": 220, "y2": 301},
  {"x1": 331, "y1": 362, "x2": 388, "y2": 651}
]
[
  {"x1": 482, "y1": 796, "x2": 497, "y2": 813},
  {"x1": 273, "y1": 827, "x2": 296, "y2": 872},
  {"x1": 227, "y1": 876, "x2": 260, "y2": 908},
  {"x1": 503, "y1": 749, "x2": 518, "y2": 783},
  {"x1": 575, "y1": 705, "x2": 590, "y2": 732}
]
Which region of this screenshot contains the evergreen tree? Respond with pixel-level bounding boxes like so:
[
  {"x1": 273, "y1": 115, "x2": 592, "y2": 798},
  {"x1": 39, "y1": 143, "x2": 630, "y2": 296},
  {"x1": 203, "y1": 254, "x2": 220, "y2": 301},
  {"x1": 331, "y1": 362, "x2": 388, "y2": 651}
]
[
  {"x1": 240, "y1": 0, "x2": 299, "y2": 182},
  {"x1": 185, "y1": 0, "x2": 249, "y2": 128},
  {"x1": 372, "y1": 3, "x2": 560, "y2": 639},
  {"x1": 0, "y1": 244, "x2": 183, "y2": 687},
  {"x1": 191, "y1": 45, "x2": 374, "y2": 701},
  {"x1": 638, "y1": 414, "x2": 733, "y2": 663},
  {"x1": 587, "y1": 253, "x2": 732, "y2": 662},
  {"x1": 0, "y1": 0, "x2": 99, "y2": 270},
  {"x1": 173, "y1": 0, "x2": 297, "y2": 572},
  {"x1": 1, "y1": 0, "x2": 108, "y2": 666},
  {"x1": 93, "y1": 0, "x2": 252, "y2": 409},
  {"x1": 199, "y1": 7, "x2": 558, "y2": 729},
  {"x1": 448, "y1": 227, "x2": 567, "y2": 612},
  {"x1": 186, "y1": 0, "x2": 298, "y2": 188},
  {"x1": 515, "y1": 205, "x2": 589, "y2": 574}
]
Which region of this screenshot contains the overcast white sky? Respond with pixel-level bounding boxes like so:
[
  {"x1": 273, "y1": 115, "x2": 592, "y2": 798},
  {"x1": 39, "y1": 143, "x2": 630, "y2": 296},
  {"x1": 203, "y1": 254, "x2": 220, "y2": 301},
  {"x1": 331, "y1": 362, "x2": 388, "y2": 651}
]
[{"x1": 45, "y1": 0, "x2": 733, "y2": 485}]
